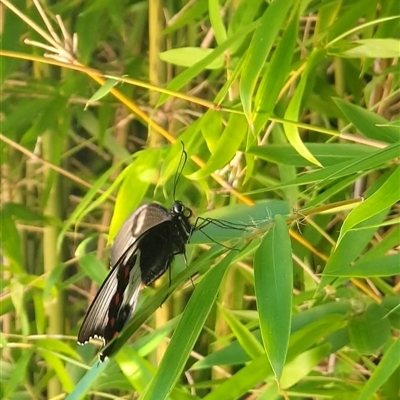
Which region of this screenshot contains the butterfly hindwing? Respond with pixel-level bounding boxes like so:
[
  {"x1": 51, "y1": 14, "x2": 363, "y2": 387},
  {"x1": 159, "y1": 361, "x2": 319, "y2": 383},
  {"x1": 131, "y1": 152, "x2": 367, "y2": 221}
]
[{"x1": 77, "y1": 262, "x2": 119, "y2": 345}]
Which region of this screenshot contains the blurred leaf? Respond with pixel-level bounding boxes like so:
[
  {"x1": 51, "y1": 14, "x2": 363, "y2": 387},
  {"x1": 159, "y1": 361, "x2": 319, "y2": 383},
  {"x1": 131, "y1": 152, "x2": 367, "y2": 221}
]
[
  {"x1": 337, "y1": 166, "x2": 400, "y2": 245},
  {"x1": 191, "y1": 200, "x2": 291, "y2": 244},
  {"x1": 288, "y1": 314, "x2": 346, "y2": 359},
  {"x1": 163, "y1": 0, "x2": 208, "y2": 34},
  {"x1": 208, "y1": 0, "x2": 227, "y2": 44},
  {"x1": 320, "y1": 208, "x2": 390, "y2": 290},
  {"x1": 203, "y1": 355, "x2": 273, "y2": 400},
  {"x1": 283, "y1": 48, "x2": 325, "y2": 167},
  {"x1": 58, "y1": 158, "x2": 129, "y2": 250},
  {"x1": 193, "y1": 300, "x2": 352, "y2": 370},
  {"x1": 358, "y1": 337, "x2": 400, "y2": 400},
  {"x1": 334, "y1": 98, "x2": 400, "y2": 143},
  {"x1": 314, "y1": 0, "x2": 341, "y2": 40},
  {"x1": 85, "y1": 78, "x2": 119, "y2": 107},
  {"x1": 359, "y1": 224, "x2": 400, "y2": 262},
  {"x1": 280, "y1": 344, "x2": 331, "y2": 389},
  {"x1": 248, "y1": 143, "x2": 374, "y2": 167},
  {"x1": 381, "y1": 296, "x2": 400, "y2": 330},
  {"x1": 325, "y1": 254, "x2": 400, "y2": 277},
  {"x1": 240, "y1": 0, "x2": 294, "y2": 124},
  {"x1": 159, "y1": 47, "x2": 224, "y2": 69},
  {"x1": 219, "y1": 307, "x2": 264, "y2": 359},
  {"x1": 253, "y1": 15, "x2": 298, "y2": 134},
  {"x1": 33, "y1": 293, "x2": 46, "y2": 334},
  {"x1": 109, "y1": 149, "x2": 161, "y2": 241},
  {"x1": 43, "y1": 262, "x2": 65, "y2": 300},
  {"x1": 0, "y1": 0, "x2": 25, "y2": 84},
  {"x1": 78, "y1": 253, "x2": 108, "y2": 285},
  {"x1": 188, "y1": 114, "x2": 248, "y2": 180},
  {"x1": 158, "y1": 21, "x2": 258, "y2": 106},
  {"x1": 341, "y1": 39, "x2": 400, "y2": 58},
  {"x1": 254, "y1": 215, "x2": 293, "y2": 380},
  {"x1": 2, "y1": 202, "x2": 58, "y2": 225},
  {"x1": 348, "y1": 303, "x2": 392, "y2": 355},
  {"x1": 65, "y1": 360, "x2": 108, "y2": 400},
  {"x1": 200, "y1": 110, "x2": 223, "y2": 153},
  {"x1": 37, "y1": 339, "x2": 80, "y2": 359},
  {"x1": 115, "y1": 347, "x2": 154, "y2": 393},
  {"x1": 0, "y1": 211, "x2": 23, "y2": 271},
  {"x1": 270, "y1": 141, "x2": 400, "y2": 190},
  {"x1": 2, "y1": 349, "x2": 34, "y2": 398}
]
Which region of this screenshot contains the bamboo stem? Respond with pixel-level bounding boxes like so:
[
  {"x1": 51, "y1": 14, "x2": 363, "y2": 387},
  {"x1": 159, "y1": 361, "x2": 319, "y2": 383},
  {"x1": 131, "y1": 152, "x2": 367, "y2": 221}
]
[{"x1": 42, "y1": 130, "x2": 63, "y2": 397}]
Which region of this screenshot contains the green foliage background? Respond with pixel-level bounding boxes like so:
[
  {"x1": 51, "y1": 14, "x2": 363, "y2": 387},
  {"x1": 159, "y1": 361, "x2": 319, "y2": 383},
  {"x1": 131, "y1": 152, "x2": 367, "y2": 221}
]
[{"x1": 1, "y1": 0, "x2": 399, "y2": 399}]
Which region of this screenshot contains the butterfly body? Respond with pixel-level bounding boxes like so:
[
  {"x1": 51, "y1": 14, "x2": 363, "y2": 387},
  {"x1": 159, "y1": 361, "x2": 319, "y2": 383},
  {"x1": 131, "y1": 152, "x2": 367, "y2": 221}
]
[{"x1": 77, "y1": 201, "x2": 192, "y2": 361}]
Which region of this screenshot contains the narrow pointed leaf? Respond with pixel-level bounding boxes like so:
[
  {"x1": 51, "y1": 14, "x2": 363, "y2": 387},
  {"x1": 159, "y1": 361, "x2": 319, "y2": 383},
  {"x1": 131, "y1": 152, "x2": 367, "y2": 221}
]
[
  {"x1": 254, "y1": 215, "x2": 293, "y2": 380},
  {"x1": 337, "y1": 166, "x2": 400, "y2": 246},
  {"x1": 141, "y1": 251, "x2": 236, "y2": 400}
]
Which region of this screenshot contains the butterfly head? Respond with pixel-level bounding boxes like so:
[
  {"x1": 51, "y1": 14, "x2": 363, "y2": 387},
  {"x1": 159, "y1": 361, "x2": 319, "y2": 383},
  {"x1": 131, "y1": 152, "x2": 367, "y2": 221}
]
[
  {"x1": 171, "y1": 201, "x2": 193, "y2": 238},
  {"x1": 171, "y1": 200, "x2": 192, "y2": 217}
]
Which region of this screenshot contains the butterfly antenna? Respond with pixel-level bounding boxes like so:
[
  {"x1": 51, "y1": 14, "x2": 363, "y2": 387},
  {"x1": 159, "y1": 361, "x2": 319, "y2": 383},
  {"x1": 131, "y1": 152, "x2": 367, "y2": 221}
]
[{"x1": 173, "y1": 141, "x2": 187, "y2": 201}]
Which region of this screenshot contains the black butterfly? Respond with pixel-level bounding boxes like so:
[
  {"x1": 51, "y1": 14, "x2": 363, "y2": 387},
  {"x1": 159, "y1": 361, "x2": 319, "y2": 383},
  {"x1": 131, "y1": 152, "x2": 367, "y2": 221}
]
[{"x1": 77, "y1": 200, "x2": 193, "y2": 361}]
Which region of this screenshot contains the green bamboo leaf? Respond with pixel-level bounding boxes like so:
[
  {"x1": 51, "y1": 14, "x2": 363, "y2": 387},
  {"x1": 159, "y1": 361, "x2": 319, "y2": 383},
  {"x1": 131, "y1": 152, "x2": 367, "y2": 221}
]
[
  {"x1": 200, "y1": 110, "x2": 223, "y2": 153},
  {"x1": 358, "y1": 338, "x2": 400, "y2": 400},
  {"x1": 187, "y1": 114, "x2": 248, "y2": 180},
  {"x1": 324, "y1": 254, "x2": 400, "y2": 277},
  {"x1": 283, "y1": 48, "x2": 325, "y2": 166},
  {"x1": 314, "y1": 0, "x2": 341, "y2": 39},
  {"x1": 348, "y1": 303, "x2": 392, "y2": 355},
  {"x1": 208, "y1": 0, "x2": 227, "y2": 44},
  {"x1": 288, "y1": 315, "x2": 345, "y2": 359},
  {"x1": 85, "y1": 78, "x2": 119, "y2": 109},
  {"x1": 2, "y1": 349, "x2": 35, "y2": 397},
  {"x1": 65, "y1": 361, "x2": 108, "y2": 400},
  {"x1": 258, "y1": 383, "x2": 280, "y2": 400},
  {"x1": 219, "y1": 307, "x2": 264, "y2": 359},
  {"x1": 203, "y1": 355, "x2": 273, "y2": 400},
  {"x1": 280, "y1": 344, "x2": 331, "y2": 389},
  {"x1": 37, "y1": 339, "x2": 80, "y2": 359},
  {"x1": 57, "y1": 158, "x2": 129, "y2": 250},
  {"x1": 190, "y1": 200, "x2": 291, "y2": 244},
  {"x1": 253, "y1": 14, "x2": 298, "y2": 135},
  {"x1": 109, "y1": 149, "x2": 161, "y2": 240},
  {"x1": 248, "y1": 143, "x2": 374, "y2": 167},
  {"x1": 337, "y1": 167, "x2": 400, "y2": 246},
  {"x1": 163, "y1": 0, "x2": 208, "y2": 34},
  {"x1": 141, "y1": 251, "x2": 236, "y2": 400},
  {"x1": 342, "y1": 39, "x2": 400, "y2": 58},
  {"x1": 319, "y1": 179, "x2": 391, "y2": 290},
  {"x1": 192, "y1": 301, "x2": 352, "y2": 371},
  {"x1": 0, "y1": 211, "x2": 23, "y2": 272},
  {"x1": 159, "y1": 47, "x2": 224, "y2": 69},
  {"x1": 39, "y1": 350, "x2": 75, "y2": 393},
  {"x1": 33, "y1": 293, "x2": 46, "y2": 334},
  {"x1": 360, "y1": 224, "x2": 400, "y2": 262},
  {"x1": 334, "y1": 98, "x2": 400, "y2": 143},
  {"x1": 240, "y1": 0, "x2": 294, "y2": 125},
  {"x1": 115, "y1": 347, "x2": 154, "y2": 393},
  {"x1": 77, "y1": 253, "x2": 108, "y2": 285},
  {"x1": 254, "y1": 215, "x2": 293, "y2": 380},
  {"x1": 158, "y1": 22, "x2": 258, "y2": 106},
  {"x1": 267, "y1": 141, "x2": 400, "y2": 191}
]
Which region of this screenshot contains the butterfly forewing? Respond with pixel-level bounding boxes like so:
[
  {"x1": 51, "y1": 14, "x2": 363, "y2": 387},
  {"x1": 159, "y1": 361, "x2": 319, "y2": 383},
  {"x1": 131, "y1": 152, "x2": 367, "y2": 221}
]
[{"x1": 111, "y1": 204, "x2": 178, "y2": 266}]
